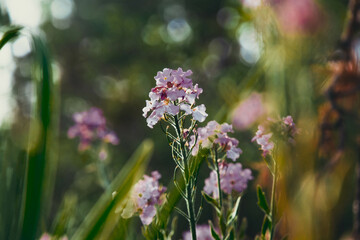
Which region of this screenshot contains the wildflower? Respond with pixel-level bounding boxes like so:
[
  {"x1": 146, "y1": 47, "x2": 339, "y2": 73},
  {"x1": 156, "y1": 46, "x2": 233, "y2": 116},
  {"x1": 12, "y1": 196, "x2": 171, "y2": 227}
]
[
  {"x1": 182, "y1": 225, "x2": 215, "y2": 240},
  {"x1": 143, "y1": 68, "x2": 208, "y2": 128},
  {"x1": 132, "y1": 171, "x2": 166, "y2": 225},
  {"x1": 67, "y1": 107, "x2": 119, "y2": 151},
  {"x1": 190, "y1": 121, "x2": 242, "y2": 161},
  {"x1": 204, "y1": 162, "x2": 253, "y2": 198},
  {"x1": 232, "y1": 93, "x2": 265, "y2": 130},
  {"x1": 251, "y1": 125, "x2": 274, "y2": 157}
]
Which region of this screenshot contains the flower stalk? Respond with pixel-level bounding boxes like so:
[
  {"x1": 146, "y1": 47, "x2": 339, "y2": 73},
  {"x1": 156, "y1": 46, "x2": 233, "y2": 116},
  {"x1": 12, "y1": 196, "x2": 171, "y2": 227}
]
[
  {"x1": 173, "y1": 114, "x2": 198, "y2": 240},
  {"x1": 270, "y1": 160, "x2": 277, "y2": 240}
]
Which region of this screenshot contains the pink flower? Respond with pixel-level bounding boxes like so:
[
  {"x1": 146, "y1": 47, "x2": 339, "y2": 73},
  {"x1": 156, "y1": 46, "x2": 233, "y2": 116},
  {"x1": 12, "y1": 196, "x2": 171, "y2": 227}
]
[
  {"x1": 282, "y1": 115, "x2": 297, "y2": 142},
  {"x1": 274, "y1": 0, "x2": 323, "y2": 34},
  {"x1": 220, "y1": 163, "x2": 253, "y2": 195},
  {"x1": 132, "y1": 171, "x2": 166, "y2": 225},
  {"x1": 190, "y1": 121, "x2": 242, "y2": 161},
  {"x1": 252, "y1": 125, "x2": 274, "y2": 157},
  {"x1": 204, "y1": 162, "x2": 253, "y2": 198},
  {"x1": 67, "y1": 108, "x2": 119, "y2": 151},
  {"x1": 232, "y1": 93, "x2": 265, "y2": 130},
  {"x1": 182, "y1": 225, "x2": 215, "y2": 240},
  {"x1": 203, "y1": 171, "x2": 219, "y2": 199},
  {"x1": 143, "y1": 68, "x2": 208, "y2": 128}
]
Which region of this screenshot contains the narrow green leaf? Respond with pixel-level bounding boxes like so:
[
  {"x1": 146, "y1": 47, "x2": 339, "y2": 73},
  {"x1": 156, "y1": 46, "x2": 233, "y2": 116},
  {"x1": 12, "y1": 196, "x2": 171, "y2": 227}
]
[
  {"x1": 261, "y1": 217, "x2": 271, "y2": 236},
  {"x1": 219, "y1": 213, "x2": 227, "y2": 237},
  {"x1": 20, "y1": 34, "x2": 55, "y2": 240},
  {"x1": 227, "y1": 196, "x2": 241, "y2": 225},
  {"x1": 202, "y1": 191, "x2": 221, "y2": 214},
  {"x1": 71, "y1": 139, "x2": 154, "y2": 240},
  {"x1": 0, "y1": 26, "x2": 22, "y2": 50},
  {"x1": 224, "y1": 229, "x2": 235, "y2": 240},
  {"x1": 210, "y1": 221, "x2": 221, "y2": 240},
  {"x1": 257, "y1": 186, "x2": 270, "y2": 215}
]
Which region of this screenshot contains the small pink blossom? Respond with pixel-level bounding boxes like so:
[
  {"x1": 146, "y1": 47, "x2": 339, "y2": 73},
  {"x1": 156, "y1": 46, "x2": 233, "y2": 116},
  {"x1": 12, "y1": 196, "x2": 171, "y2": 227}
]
[
  {"x1": 190, "y1": 121, "x2": 242, "y2": 161},
  {"x1": 204, "y1": 162, "x2": 253, "y2": 198},
  {"x1": 252, "y1": 125, "x2": 274, "y2": 157},
  {"x1": 282, "y1": 115, "x2": 297, "y2": 142},
  {"x1": 132, "y1": 171, "x2": 166, "y2": 225}
]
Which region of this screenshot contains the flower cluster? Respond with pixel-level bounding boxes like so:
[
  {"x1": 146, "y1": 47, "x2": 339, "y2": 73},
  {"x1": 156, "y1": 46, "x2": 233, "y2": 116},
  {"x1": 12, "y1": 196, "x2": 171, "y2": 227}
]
[
  {"x1": 252, "y1": 125, "x2": 274, "y2": 157},
  {"x1": 252, "y1": 115, "x2": 297, "y2": 156},
  {"x1": 142, "y1": 68, "x2": 208, "y2": 128},
  {"x1": 67, "y1": 107, "x2": 119, "y2": 151},
  {"x1": 182, "y1": 225, "x2": 215, "y2": 240},
  {"x1": 132, "y1": 171, "x2": 166, "y2": 225},
  {"x1": 232, "y1": 93, "x2": 265, "y2": 130},
  {"x1": 204, "y1": 162, "x2": 253, "y2": 199},
  {"x1": 190, "y1": 120, "x2": 243, "y2": 161},
  {"x1": 283, "y1": 115, "x2": 297, "y2": 136}
]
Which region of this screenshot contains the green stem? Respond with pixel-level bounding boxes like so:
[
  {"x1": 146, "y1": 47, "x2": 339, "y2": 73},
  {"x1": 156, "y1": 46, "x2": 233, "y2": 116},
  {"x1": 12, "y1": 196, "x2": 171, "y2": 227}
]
[
  {"x1": 270, "y1": 162, "x2": 277, "y2": 240},
  {"x1": 173, "y1": 115, "x2": 197, "y2": 240},
  {"x1": 96, "y1": 158, "x2": 110, "y2": 189},
  {"x1": 213, "y1": 148, "x2": 223, "y2": 208}
]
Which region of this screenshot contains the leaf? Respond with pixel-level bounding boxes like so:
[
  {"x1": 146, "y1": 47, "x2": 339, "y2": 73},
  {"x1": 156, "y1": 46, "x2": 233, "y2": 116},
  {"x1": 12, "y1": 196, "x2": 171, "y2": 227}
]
[
  {"x1": 227, "y1": 196, "x2": 241, "y2": 226},
  {"x1": 261, "y1": 217, "x2": 272, "y2": 236},
  {"x1": 71, "y1": 139, "x2": 154, "y2": 240},
  {"x1": 224, "y1": 229, "x2": 235, "y2": 240},
  {"x1": 257, "y1": 186, "x2": 270, "y2": 215},
  {"x1": 209, "y1": 221, "x2": 221, "y2": 240},
  {"x1": 202, "y1": 191, "x2": 221, "y2": 214},
  {"x1": 0, "y1": 26, "x2": 22, "y2": 50},
  {"x1": 20, "y1": 34, "x2": 56, "y2": 240}
]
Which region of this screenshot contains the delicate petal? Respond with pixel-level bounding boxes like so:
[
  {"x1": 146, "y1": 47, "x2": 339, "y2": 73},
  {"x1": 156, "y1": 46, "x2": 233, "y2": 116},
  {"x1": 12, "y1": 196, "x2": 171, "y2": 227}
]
[
  {"x1": 180, "y1": 103, "x2": 192, "y2": 114},
  {"x1": 227, "y1": 145, "x2": 243, "y2": 161},
  {"x1": 192, "y1": 104, "x2": 208, "y2": 122}
]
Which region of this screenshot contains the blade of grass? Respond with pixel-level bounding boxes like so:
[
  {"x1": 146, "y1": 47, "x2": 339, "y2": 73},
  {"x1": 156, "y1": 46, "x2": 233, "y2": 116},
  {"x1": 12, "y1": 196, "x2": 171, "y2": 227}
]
[
  {"x1": 71, "y1": 139, "x2": 154, "y2": 240},
  {"x1": 0, "y1": 26, "x2": 22, "y2": 50},
  {"x1": 19, "y1": 34, "x2": 55, "y2": 240}
]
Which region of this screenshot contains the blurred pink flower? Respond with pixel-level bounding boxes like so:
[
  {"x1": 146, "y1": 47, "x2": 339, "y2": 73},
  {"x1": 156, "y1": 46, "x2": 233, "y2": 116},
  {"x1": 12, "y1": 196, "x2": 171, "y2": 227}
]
[
  {"x1": 282, "y1": 115, "x2": 297, "y2": 142},
  {"x1": 132, "y1": 171, "x2": 166, "y2": 225},
  {"x1": 183, "y1": 225, "x2": 215, "y2": 240},
  {"x1": 143, "y1": 68, "x2": 208, "y2": 128},
  {"x1": 232, "y1": 93, "x2": 265, "y2": 130},
  {"x1": 204, "y1": 162, "x2": 253, "y2": 198},
  {"x1": 67, "y1": 107, "x2": 119, "y2": 152},
  {"x1": 274, "y1": 0, "x2": 323, "y2": 34}
]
